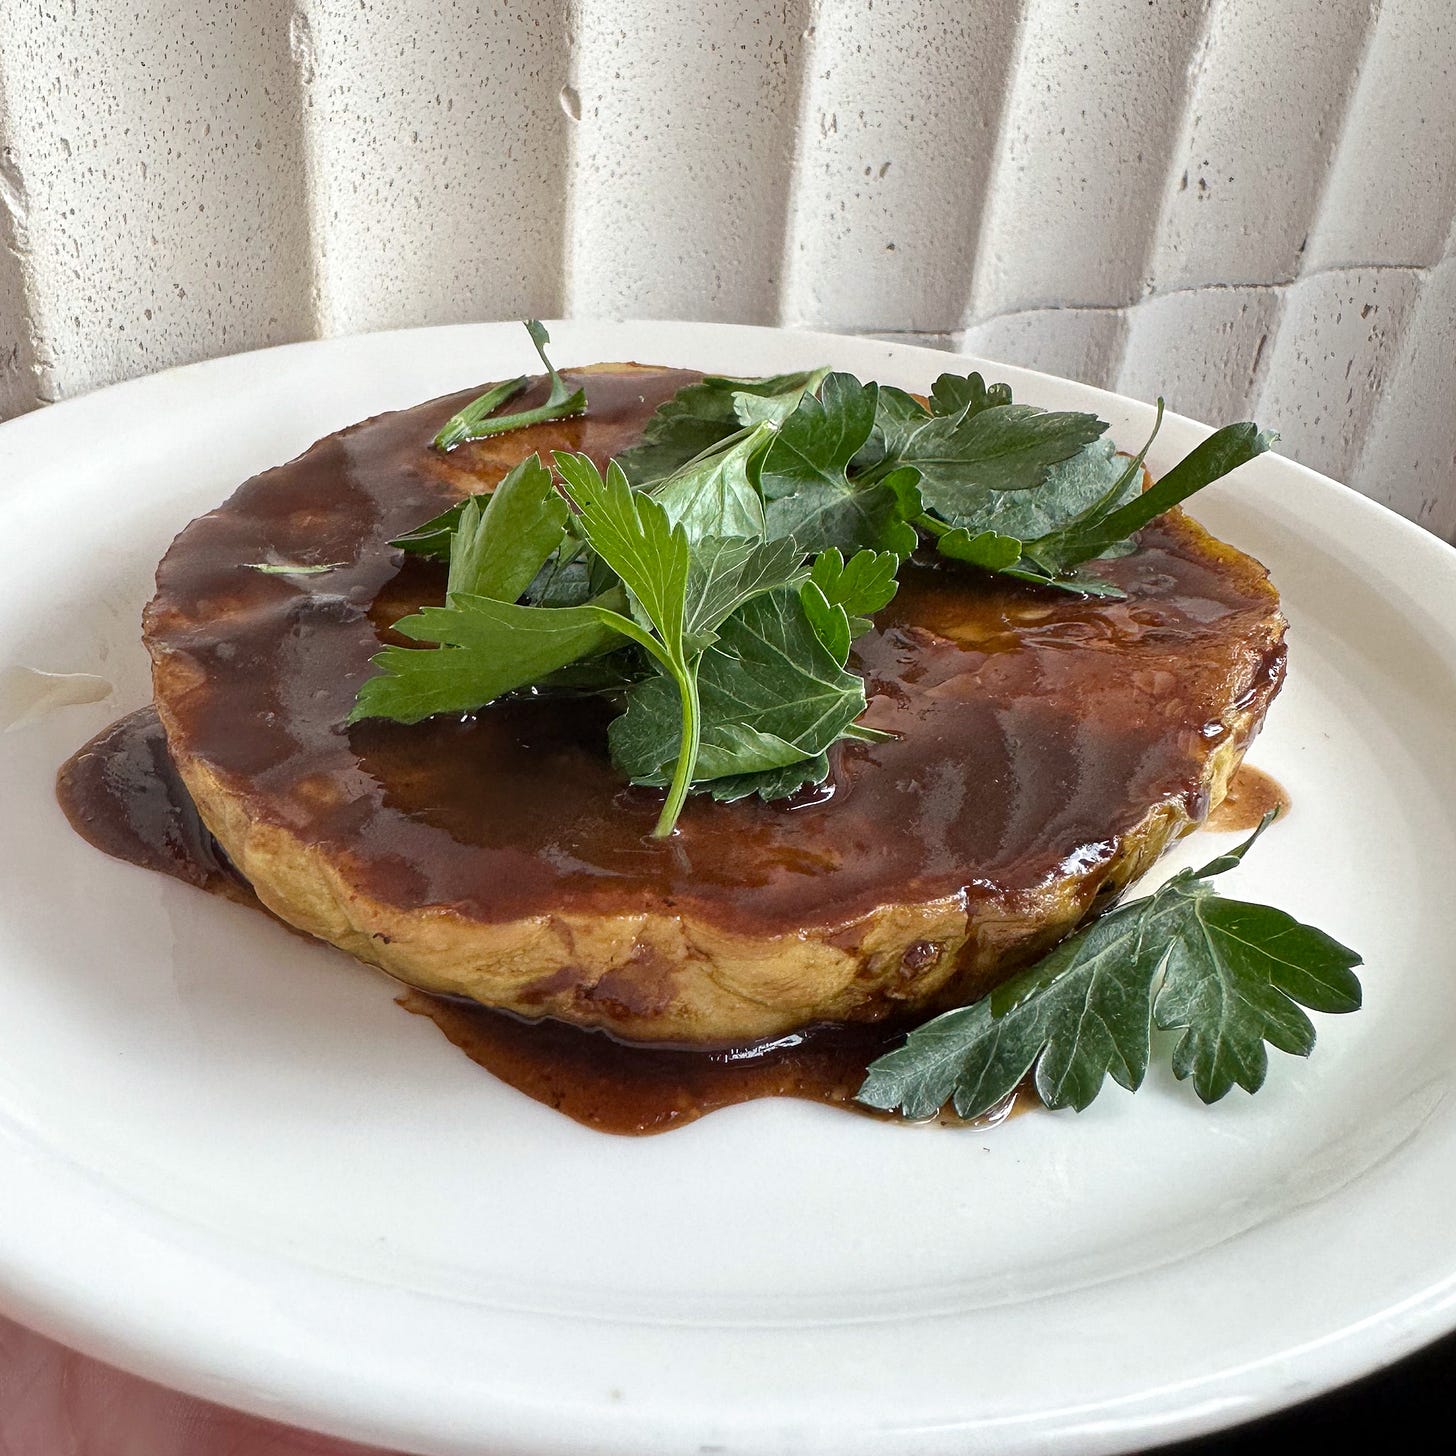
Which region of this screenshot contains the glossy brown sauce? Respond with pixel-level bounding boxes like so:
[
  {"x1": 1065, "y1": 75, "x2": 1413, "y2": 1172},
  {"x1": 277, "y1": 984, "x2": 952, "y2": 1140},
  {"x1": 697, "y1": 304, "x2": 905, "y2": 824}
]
[
  {"x1": 60, "y1": 363, "x2": 1288, "y2": 1131},
  {"x1": 397, "y1": 990, "x2": 1025, "y2": 1134},
  {"x1": 56, "y1": 707, "x2": 1024, "y2": 1133},
  {"x1": 139, "y1": 366, "x2": 1286, "y2": 946},
  {"x1": 57, "y1": 706, "x2": 241, "y2": 897},
  {"x1": 1205, "y1": 762, "x2": 1290, "y2": 831}
]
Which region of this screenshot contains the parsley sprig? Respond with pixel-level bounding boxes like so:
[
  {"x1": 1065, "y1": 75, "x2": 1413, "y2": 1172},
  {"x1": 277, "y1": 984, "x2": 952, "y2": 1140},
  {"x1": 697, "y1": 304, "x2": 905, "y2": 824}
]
[
  {"x1": 554, "y1": 453, "x2": 816, "y2": 836},
  {"x1": 354, "y1": 322, "x2": 1279, "y2": 833},
  {"x1": 341, "y1": 327, "x2": 1363, "y2": 1110},
  {"x1": 433, "y1": 321, "x2": 586, "y2": 451},
  {"x1": 858, "y1": 816, "x2": 1362, "y2": 1118},
  {"x1": 352, "y1": 440, "x2": 879, "y2": 836},
  {"x1": 618, "y1": 360, "x2": 1274, "y2": 596}
]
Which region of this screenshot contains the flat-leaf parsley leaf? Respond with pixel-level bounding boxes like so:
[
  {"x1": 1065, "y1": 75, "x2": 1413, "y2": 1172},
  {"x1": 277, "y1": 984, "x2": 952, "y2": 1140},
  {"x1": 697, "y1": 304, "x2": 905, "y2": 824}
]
[{"x1": 857, "y1": 817, "x2": 1361, "y2": 1121}]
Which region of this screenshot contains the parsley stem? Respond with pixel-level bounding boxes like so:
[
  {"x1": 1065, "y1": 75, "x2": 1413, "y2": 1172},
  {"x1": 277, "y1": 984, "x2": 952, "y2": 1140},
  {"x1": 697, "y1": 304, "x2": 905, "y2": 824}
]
[
  {"x1": 433, "y1": 377, "x2": 528, "y2": 451},
  {"x1": 653, "y1": 655, "x2": 702, "y2": 838},
  {"x1": 432, "y1": 321, "x2": 588, "y2": 452}
]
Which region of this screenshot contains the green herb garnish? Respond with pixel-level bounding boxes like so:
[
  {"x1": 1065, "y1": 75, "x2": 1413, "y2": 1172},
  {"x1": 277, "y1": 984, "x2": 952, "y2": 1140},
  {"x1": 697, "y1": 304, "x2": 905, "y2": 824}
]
[
  {"x1": 615, "y1": 369, "x2": 828, "y2": 484},
  {"x1": 553, "y1": 452, "x2": 705, "y2": 837},
  {"x1": 354, "y1": 442, "x2": 854, "y2": 836},
  {"x1": 245, "y1": 562, "x2": 343, "y2": 575},
  {"x1": 432, "y1": 321, "x2": 587, "y2": 452},
  {"x1": 860, "y1": 391, "x2": 1107, "y2": 503},
  {"x1": 339, "y1": 336, "x2": 1366, "y2": 1111},
  {"x1": 758, "y1": 372, "x2": 923, "y2": 556},
  {"x1": 649, "y1": 422, "x2": 775, "y2": 541},
  {"x1": 613, "y1": 365, "x2": 1273, "y2": 598},
  {"x1": 355, "y1": 330, "x2": 1280, "y2": 836},
  {"x1": 344, "y1": 339, "x2": 1364, "y2": 1109},
  {"x1": 857, "y1": 816, "x2": 1362, "y2": 1119},
  {"x1": 608, "y1": 568, "x2": 875, "y2": 801}
]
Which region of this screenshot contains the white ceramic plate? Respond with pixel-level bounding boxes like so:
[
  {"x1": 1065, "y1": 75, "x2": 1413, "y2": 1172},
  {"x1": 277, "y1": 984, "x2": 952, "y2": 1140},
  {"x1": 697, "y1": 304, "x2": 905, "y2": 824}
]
[{"x1": 2, "y1": 322, "x2": 1454, "y2": 1456}]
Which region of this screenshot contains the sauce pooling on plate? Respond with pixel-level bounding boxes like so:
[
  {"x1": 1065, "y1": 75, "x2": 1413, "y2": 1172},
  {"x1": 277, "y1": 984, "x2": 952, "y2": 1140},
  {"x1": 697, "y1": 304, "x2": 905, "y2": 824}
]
[
  {"x1": 1204, "y1": 762, "x2": 1289, "y2": 831},
  {"x1": 57, "y1": 708, "x2": 1031, "y2": 1134},
  {"x1": 56, "y1": 688, "x2": 1281, "y2": 1135},
  {"x1": 57, "y1": 364, "x2": 1287, "y2": 1128}
]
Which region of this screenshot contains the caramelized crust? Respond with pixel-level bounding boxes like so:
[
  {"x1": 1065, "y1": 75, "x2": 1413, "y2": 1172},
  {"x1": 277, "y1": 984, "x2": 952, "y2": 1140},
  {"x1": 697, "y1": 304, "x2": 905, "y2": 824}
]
[{"x1": 144, "y1": 366, "x2": 1285, "y2": 1044}]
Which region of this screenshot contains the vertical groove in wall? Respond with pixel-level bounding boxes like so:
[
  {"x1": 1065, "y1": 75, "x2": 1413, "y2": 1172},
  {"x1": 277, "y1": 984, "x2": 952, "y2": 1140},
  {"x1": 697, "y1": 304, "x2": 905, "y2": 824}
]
[
  {"x1": 1113, "y1": 0, "x2": 1376, "y2": 420},
  {"x1": 556, "y1": 0, "x2": 586, "y2": 327},
  {"x1": 1304, "y1": 0, "x2": 1456, "y2": 272},
  {"x1": 1278, "y1": 0, "x2": 1456, "y2": 508},
  {"x1": 778, "y1": 0, "x2": 1022, "y2": 334},
  {"x1": 1098, "y1": 0, "x2": 1223, "y2": 399},
  {"x1": 0, "y1": 0, "x2": 314, "y2": 406},
  {"x1": 1251, "y1": 0, "x2": 1456, "y2": 491},
  {"x1": 565, "y1": 0, "x2": 811, "y2": 322},
  {"x1": 766, "y1": 0, "x2": 814, "y2": 328},
  {"x1": 0, "y1": 55, "x2": 44, "y2": 419},
  {"x1": 1237, "y1": 0, "x2": 1377, "y2": 486},
  {"x1": 965, "y1": 0, "x2": 1211, "y2": 324},
  {"x1": 1256, "y1": 266, "x2": 1424, "y2": 487},
  {"x1": 772, "y1": 0, "x2": 825, "y2": 329},
  {"x1": 1117, "y1": 287, "x2": 1282, "y2": 425},
  {"x1": 1348, "y1": 211, "x2": 1456, "y2": 537},
  {"x1": 286, "y1": 1, "x2": 326, "y2": 338},
  {"x1": 1244, "y1": 0, "x2": 1382, "y2": 406},
  {"x1": 298, "y1": 0, "x2": 572, "y2": 338},
  {"x1": 1148, "y1": 0, "x2": 1378, "y2": 295},
  {"x1": 1348, "y1": 256, "x2": 1456, "y2": 538}
]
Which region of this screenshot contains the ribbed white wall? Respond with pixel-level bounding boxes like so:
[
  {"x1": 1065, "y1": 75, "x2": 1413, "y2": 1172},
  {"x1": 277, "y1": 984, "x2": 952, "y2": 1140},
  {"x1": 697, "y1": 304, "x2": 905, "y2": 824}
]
[{"x1": 1, "y1": 0, "x2": 1453, "y2": 538}]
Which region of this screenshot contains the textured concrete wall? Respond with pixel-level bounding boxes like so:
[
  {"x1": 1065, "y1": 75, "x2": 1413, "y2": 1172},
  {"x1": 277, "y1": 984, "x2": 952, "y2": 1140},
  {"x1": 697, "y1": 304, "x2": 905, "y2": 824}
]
[{"x1": 0, "y1": 0, "x2": 1452, "y2": 538}]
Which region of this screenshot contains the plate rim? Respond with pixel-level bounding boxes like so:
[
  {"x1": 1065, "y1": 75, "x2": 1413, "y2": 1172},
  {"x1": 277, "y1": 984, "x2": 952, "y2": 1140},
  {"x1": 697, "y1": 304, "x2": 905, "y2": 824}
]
[{"x1": 3, "y1": 318, "x2": 1456, "y2": 1456}]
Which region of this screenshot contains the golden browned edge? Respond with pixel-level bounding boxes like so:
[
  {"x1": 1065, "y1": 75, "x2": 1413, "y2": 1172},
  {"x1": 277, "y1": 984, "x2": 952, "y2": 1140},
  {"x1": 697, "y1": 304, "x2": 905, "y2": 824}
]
[{"x1": 150, "y1": 367, "x2": 1285, "y2": 1046}]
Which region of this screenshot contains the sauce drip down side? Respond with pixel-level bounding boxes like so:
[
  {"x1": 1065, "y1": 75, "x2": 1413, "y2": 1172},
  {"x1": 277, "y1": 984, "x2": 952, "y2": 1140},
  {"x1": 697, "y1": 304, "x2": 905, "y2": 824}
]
[
  {"x1": 397, "y1": 990, "x2": 1025, "y2": 1135},
  {"x1": 57, "y1": 707, "x2": 238, "y2": 894},
  {"x1": 140, "y1": 367, "x2": 1288, "y2": 939},
  {"x1": 56, "y1": 708, "x2": 1278, "y2": 1135},
  {"x1": 57, "y1": 708, "x2": 1032, "y2": 1134},
  {"x1": 1204, "y1": 762, "x2": 1290, "y2": 831},
  {"x1": 61, "y1": 363, "x2": 1288, "y2": 1122}
]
